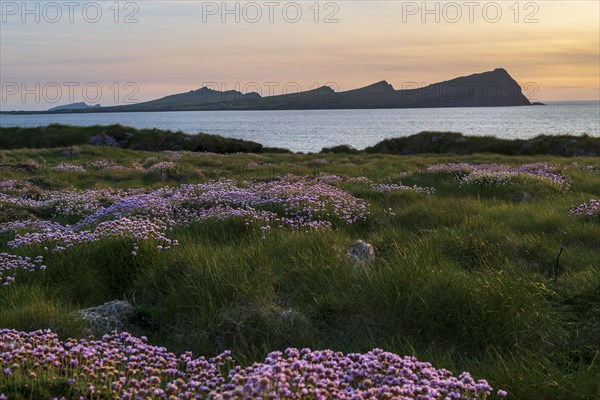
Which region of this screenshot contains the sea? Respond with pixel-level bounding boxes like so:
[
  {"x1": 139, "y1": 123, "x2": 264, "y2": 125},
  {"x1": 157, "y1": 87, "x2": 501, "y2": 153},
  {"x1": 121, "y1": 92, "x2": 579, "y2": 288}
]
[{"x1": 1, "y1": 101, "x2": 598, "y2": 153}]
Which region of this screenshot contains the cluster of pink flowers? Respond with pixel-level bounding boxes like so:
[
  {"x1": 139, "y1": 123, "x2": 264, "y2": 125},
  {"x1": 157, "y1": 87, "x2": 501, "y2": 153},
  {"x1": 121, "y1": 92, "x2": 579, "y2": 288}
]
[
  {"x1": 569, "y1": 162, "x2": 600, "y2": 173},
  {"x1": 1, "y1": 186, "x2": 127, "y2": 217},
  {"x1": 109, "y1": 164, "x2": 145, "y2": 171},
  {"x1": 0, "y1": 180, "x2": 32, "y2": 192},
  {"x1": 0, "y1": 329, "x2": 506, "y2": 399},
  {"x1": 0, "y1": 254, "x2": 45, "y2": 286},
  {"x1": 372, "y1": 183, "x2": 436, "y2": 194},
  {"x1": 348, "y1": 176, "x2": 371, "y2": 183},
  {"x1": 570, "y1": 199, "x2": 600, "y2": 217},
  {"x1": 52, "y1": 163, "x2": 86, "y2": 172},
  {"x1": 7, "y1": 217, "x2": 176, "y2": 253},
  {"x1": 60, "y1": 176, "x2": 367, "y2": 230},
  {"x1": 392, "y1": 171, "x2": 415, "y2": 179},
  {"x1": 147, "y1": 161, "x2": 177, "y2": 171},
  {"x1": 86, "y1": 160, "x2": 112, "y2": 168},
  {"x1": 426, "y1": 162, "x2": 570, "y2": 189},
  {"x1": 0, "y1": 176, "x2": 367, "y2": 284},
  {"x1": 162, "y1": 151, "x2": 183, "y2": 160},
  {"x1": 315, "y1": 173, "x2": 345, "y2": 184},
  {"x1": 86, "y1": 160, "x2": 144, "y2": 171},
  {"x1": 313, "y1": 173, "x2": 371, "y2": 185},
  {"x1": 246, "y1": 161, "x2": 274, "y2": 169}
]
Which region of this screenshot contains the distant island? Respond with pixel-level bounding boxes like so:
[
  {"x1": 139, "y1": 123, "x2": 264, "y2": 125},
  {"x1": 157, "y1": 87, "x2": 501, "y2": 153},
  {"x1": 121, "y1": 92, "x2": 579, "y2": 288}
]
[
  {"x1": 48, "y1": 102, "x2": 102, "y2": 112},
  {"x1": 5, "y1": 68, "x2": 534, "y2": 114}
]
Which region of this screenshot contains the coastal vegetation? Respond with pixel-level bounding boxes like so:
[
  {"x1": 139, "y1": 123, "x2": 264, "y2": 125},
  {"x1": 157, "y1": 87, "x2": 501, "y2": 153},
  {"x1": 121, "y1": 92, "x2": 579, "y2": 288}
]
[
  {"x1": 2, "y1": 125, "x2": 599, "y2": 157},
  {"x1": 328, "y1": 131, "x2": 600, "y2": 157},
  {"x1": 0, "y1": 133, "x2": 598, "y2": 399},
  {"x1": 0, "y1": 125, "x2": 276, "y2": 154}
]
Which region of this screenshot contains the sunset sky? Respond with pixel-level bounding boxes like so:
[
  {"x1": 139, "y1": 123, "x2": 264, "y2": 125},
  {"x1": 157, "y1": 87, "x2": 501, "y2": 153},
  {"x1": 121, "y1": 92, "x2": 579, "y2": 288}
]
[{"x1": 1, "y1": 0, "x2": 599, "y2": 110}]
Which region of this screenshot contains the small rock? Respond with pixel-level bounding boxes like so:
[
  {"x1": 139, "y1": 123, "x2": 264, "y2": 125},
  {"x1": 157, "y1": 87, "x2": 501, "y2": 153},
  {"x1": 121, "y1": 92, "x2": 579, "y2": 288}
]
[
  {"x1": 347, "y1": 240, "x2": 376, "y2": 266},
  {"x1": 22, "y1": 159, "x2": 40, "y2": 170},
  {"x1": 77, "y1": 300, "x2": 134, "y2": 336}
]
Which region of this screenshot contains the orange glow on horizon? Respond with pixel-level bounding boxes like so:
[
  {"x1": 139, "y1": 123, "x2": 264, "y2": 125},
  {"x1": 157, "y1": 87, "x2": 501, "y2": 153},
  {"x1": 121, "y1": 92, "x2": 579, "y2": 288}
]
[{"x1": 1, "y1": 1, "x2": 598, "y2": 109}]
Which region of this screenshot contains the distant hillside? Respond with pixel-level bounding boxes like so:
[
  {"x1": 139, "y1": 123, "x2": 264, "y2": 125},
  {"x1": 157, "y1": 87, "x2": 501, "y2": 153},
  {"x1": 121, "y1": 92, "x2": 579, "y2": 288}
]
[
  {"x1": 111, "y1": 88, "x2": 260, "y2": 111},
  {"x1": 48, "y1": 102, "x2": 101, "y2": 112},
  {"x1": 10, "y1": 68, "x2": 532, "y2": 114},
  {"x1": 254, "y1": 68, "x2": 531, "y2": 109}
]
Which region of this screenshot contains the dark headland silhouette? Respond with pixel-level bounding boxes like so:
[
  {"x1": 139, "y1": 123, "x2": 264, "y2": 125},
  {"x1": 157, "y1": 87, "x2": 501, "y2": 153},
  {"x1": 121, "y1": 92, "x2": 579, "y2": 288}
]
[
  {"x1": 48, "y1": 102, "x2": 101, "y2": 112},
  {"x1": 5, "y1": 68, "x2": 534, "y2": 114}
]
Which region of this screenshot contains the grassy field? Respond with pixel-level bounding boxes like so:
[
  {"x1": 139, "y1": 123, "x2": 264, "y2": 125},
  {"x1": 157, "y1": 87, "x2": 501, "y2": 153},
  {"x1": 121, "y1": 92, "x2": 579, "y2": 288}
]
[{"x1": 0, "y1": 144, "x2": 599, "y2": 399}]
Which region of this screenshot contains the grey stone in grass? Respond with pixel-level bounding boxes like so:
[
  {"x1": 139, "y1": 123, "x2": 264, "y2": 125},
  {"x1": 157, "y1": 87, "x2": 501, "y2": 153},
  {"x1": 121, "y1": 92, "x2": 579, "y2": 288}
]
[
  {"x1": 347, "y1": 240, "x2": 376, "y2": 266},
  {"x1": 77, "y1": 300, "x2": 134, "y2": 336}
]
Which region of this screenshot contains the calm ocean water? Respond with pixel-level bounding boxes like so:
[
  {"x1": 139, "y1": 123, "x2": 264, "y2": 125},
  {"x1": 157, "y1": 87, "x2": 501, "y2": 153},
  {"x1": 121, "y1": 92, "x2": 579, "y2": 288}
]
[{"x1": 1, "y1": 101, "x2": 598, "y2": 153}]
